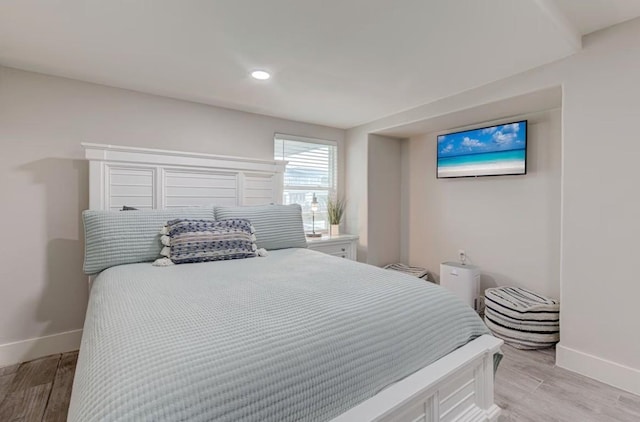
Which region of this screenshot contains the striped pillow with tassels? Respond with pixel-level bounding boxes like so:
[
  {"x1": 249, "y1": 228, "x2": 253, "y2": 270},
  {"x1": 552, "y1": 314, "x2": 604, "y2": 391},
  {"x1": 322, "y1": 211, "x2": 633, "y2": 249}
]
[{"x1": 154, "y1": 218, "x2": 267, "y2": 266}]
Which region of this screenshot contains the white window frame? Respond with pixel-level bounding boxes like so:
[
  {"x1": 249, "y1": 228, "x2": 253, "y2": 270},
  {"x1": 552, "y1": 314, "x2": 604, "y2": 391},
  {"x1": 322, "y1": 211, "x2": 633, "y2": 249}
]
[{"x1": 274, "y1": 133, "x2": 338, "y2": 235}]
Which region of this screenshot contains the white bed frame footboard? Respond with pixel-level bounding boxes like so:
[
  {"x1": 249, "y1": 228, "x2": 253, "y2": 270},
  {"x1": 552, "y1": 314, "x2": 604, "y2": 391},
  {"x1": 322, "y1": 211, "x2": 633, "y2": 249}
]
[
  {"x1": 332, "y1": 335, "x2": 503, "y2": 422},
  {"x1": 83, "y1": 143, "x2": 504, "y2": 422}
]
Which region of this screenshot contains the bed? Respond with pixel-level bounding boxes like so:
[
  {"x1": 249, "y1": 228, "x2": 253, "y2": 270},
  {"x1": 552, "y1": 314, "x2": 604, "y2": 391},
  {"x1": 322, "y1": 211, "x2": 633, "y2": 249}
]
[{"x1": 69, "y1": 143, "x2": 503, "y2": 421}]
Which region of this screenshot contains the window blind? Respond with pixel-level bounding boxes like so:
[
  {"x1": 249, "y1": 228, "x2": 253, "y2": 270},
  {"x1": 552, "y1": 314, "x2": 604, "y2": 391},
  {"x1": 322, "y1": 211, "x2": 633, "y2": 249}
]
[
  {"x1": 274, "y1": 135, "x2": 338, "y2": 233},
  {"x1": 274, "y1": 137, "x2": 337, "y2": 190}
]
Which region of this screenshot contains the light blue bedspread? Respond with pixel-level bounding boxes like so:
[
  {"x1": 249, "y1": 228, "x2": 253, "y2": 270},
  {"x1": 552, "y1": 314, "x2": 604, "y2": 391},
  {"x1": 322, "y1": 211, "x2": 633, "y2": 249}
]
[{"x1": 69, "y1": 249, "x2": 490, "y2": 421}]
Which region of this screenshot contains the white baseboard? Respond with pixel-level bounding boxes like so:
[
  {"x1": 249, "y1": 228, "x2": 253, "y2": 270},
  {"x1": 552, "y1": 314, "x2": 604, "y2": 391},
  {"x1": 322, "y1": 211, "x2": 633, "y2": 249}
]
[
  {"x1": 556, "y1": 343, "x2": 640, "y2": 395},
  {"x1": 0, "y1": 329, "x2": 83, "y2": 368}
]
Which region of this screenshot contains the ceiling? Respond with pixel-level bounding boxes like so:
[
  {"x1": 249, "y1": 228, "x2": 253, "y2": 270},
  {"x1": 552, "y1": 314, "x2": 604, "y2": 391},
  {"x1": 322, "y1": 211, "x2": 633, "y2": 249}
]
[
  {"x1": 555, "y1": 0, "x2": 640, "y2": 35},
  {"x1": 375, "y1": 86, "x2": 562, "y2": 138},
  {"x1": 1, "y1": 1, "x2": 639, "y2": 129}
]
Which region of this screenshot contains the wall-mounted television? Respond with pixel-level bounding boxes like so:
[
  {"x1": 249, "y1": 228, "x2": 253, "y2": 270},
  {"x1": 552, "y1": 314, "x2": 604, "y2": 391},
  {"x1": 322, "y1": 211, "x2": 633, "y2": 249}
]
[{"x1": 437, "y1": 120, "x2": 527, "y2": 179}]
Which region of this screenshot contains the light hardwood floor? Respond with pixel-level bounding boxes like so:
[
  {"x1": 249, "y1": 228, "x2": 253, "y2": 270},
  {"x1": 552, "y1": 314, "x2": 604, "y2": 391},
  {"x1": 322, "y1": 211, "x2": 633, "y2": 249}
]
[
  {"x1": 497, "y1": 345, "x2": 640, "y2": 421},
  {"x1": 0, "y1": 346, "x2": 638, "y2": 421},
  {"x1": 0, "y1": 351, "x2": 77, "y2": 422}
]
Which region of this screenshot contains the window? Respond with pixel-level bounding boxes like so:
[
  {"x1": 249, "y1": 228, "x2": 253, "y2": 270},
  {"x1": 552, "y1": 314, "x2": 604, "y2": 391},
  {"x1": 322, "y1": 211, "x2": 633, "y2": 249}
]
[{"x1": 274, "y1": 134, "x2": 337, "y2": 234}]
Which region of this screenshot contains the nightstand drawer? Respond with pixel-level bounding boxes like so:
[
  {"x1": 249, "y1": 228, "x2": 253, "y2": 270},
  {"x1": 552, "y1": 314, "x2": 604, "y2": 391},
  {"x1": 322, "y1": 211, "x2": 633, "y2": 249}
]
[
  {"x1": 311, "y1": 243, "x2": 349, "y2": 256},
  {"x1": 306, "y1": 234, "x2": 358, "y2": 261}
]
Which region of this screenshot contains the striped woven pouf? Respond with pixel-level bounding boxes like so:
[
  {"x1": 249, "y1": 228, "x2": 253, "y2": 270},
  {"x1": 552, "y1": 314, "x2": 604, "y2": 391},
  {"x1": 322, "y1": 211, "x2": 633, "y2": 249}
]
[
  {"x1": 484, "y1": 287, "x2": 559, "y2": 349},
  {"x1": 383, "y1": 263, "x2": 430, "y2": 281}
]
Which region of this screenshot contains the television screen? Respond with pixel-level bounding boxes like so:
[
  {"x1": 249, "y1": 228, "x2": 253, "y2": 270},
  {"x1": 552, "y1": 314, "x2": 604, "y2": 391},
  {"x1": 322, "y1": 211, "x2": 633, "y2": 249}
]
[{"x1": 437, "y1": 120, "x2": 527, "y2": 178}]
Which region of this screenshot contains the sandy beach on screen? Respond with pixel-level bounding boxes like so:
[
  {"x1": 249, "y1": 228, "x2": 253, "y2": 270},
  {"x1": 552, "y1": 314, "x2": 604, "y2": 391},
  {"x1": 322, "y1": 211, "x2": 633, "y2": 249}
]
[{"x1": 438, "y1": 160, "x2": 525, "y2": 178}]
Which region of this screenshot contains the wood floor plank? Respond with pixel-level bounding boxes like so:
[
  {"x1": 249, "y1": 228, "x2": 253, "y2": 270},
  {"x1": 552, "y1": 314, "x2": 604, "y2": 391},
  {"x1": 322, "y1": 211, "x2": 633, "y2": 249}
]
[
  {"x1": 496, "y1": 345, "x2": 640, "y2": 422},
  {"x1": 0, "y1": 383, "x2": 52, "y2": 421},
  {"x1": 8, "y1": 355, "x2": 61, "y2": 393},
  {"x1": 42, "y1": 351, "x2": 79, "y2": 422},
  {"x1": 618, "y1": 392, "x2": 640, "y2": 417},
  {"x1": 524, "y1": 379, "x2": 623, "y2": 422},
  {"x1": 498, "y1": 345, "x2": 555, "y2": 383},
  {"x1": 502, "y1": 344, "x2": 556, "y2": 367},
  {"x1": 0, "y1": 364, "x2": 20, "y2": 377},
  {"x1": 544, "y1": 365, "x2": 624, "y2": 406},
  {"x1": 598, "y1": 403, "x2": 640, "y2": 422},
  {"x1": 494, "y1": 364, "x2": 541, "y2": 413},
  {"x1": 0, "y1": 354, "x2": 60, "y2": 421},
  {"x1": 0, "y1": 373, "x2": 17, "y2": 402}
]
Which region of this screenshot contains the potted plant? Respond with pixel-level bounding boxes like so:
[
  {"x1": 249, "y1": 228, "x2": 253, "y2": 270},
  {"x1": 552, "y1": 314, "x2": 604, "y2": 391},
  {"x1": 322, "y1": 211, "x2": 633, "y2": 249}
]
[{"x1": 327, "y1": 196, "x2": 346, "y2": 237}]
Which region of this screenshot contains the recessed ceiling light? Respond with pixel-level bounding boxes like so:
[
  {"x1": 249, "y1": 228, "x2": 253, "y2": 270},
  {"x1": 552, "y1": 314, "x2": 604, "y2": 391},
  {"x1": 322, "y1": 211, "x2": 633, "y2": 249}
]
[{"x1": 251, "y1": 70, "x2": 270, "y2": 80}]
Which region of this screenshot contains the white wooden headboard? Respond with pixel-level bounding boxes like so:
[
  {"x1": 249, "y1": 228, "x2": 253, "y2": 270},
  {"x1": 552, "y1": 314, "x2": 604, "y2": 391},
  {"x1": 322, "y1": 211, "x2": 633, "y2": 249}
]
[{"x1": 82, "y1": 143, "x2": 287, "y2": 211}]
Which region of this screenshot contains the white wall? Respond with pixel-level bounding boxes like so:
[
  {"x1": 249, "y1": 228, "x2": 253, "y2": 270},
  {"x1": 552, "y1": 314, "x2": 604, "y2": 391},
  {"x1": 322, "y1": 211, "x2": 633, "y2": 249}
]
[
  {"x1": 557, "y1": 24, "x2": 640, "y2": 387},
  {"x1": 403, "y1": 110, "x2": 562, "y2": 298},
  {"x1": 0, "y1": 66, "x2": 344, "y2": 365},
  {"x1": 345, "y1": 126, "x2": 370, "y2": 262},
  {"x1": 346, "y1": 18, "x2": 640, "y2": 394},
  {"x1": 367, "y1": 134, "x2": 403, "y2": 267},
  {"x1": 345, "y1": 132, "x2": 403, "y2": 267}
]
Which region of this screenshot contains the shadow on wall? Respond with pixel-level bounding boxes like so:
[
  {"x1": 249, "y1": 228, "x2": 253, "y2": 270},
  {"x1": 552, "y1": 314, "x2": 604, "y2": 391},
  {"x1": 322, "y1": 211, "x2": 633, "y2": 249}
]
[
  {"x1": 18, "y1": 157, "x2": 89, "y2": 347},
  {"x1": 430, "y1": 272, "x2": 499, "y2": 288},
  {"x1": 480, "y1": 273, "x2": 499, "y2": 292}
]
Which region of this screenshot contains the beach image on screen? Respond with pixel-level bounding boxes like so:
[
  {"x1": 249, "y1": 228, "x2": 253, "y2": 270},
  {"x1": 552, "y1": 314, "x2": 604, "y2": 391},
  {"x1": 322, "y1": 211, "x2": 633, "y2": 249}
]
[{"x1": 437, "y1": 121, "x2": 526, "y2": 178}]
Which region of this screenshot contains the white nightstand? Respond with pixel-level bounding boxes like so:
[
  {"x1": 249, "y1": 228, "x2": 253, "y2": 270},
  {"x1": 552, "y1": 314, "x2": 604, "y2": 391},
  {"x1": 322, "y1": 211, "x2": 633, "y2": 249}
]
[{"x1": 306, "y1": 234, "x2": 359, "y2": 260}]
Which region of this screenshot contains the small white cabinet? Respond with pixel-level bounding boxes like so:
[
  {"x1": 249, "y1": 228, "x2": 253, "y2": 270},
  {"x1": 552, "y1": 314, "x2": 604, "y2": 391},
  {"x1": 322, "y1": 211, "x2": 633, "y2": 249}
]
[
  {"x1": 440, "y1": 262, "x2": 481, "y2": 310},
  {"x1": 307, "y1": 234, "x2": 358, "y2": 261}
]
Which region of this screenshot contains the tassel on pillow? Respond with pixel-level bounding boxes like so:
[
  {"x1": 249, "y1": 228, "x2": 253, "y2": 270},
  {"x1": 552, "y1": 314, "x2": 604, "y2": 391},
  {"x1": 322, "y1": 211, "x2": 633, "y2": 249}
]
[
  {"x1": 161, "y1": 246, "x2": 170, "y2": 257},
  {"x1": 153, "y1": 257, "x2": 174, "y2": 266},
  {"x1": 156, "y1": 225, "x2": 172, "y2": 265}
]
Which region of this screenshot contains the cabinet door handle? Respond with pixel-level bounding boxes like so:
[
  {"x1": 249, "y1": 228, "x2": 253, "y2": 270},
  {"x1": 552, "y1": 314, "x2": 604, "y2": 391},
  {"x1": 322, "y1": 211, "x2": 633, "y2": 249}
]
[
  {"x1": 341, "y1": 248, "x2": 346, "y2": 252},
  {"x1": 341, "y1": 255, "x2": 346, "y2": 258}
]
